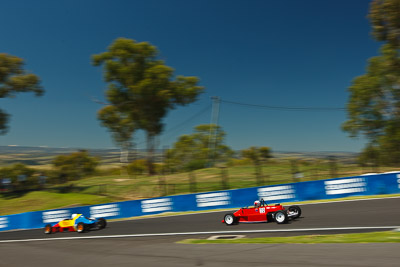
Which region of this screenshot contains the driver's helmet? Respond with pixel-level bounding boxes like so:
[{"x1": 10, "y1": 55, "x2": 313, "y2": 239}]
[
  {"x1": 71, "y1": 214, "x2": 77, "y2": 219},
  {"x1": 254, "y1": 200, "x2": 260, "y2": 207}
]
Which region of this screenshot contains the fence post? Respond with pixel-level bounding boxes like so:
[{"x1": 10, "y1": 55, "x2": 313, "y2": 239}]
[
  {"x1": 291, "y1": 159, "x2": 299, "y2": 182},
  {"x1": 329, "y1": 156, "x2": 338, "y2": 178},
  {"x1": 158, "y1": 176, "x2": 167, "y2": 196},
  {"x1": 189, "y1": 172, "x2": 197, "y2": 193},
  {"x1": 220, "y1": 166, "x2": 229, "y2": 189}
]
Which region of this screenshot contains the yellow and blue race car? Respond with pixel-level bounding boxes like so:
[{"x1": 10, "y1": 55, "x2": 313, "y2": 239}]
[{"x1": 44, "y1": 214, "x2": 107, "y2": 234}]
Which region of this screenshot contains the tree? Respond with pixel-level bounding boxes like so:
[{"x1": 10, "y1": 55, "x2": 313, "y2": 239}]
[
  {"x1": 97, "y1": 105, "x2": 136, "y2": 172},
  {"x1": 369, "y1": 0, "x2": 400, "y2": 47},
  {"x1": 166, "y1": 124, "x2": 233, "y2": 171},
  {"x1": 241, "y1": 146, "x2": 272, "y2": 185},
  {"x1": 53, "y1": 150, "x2": 99, "y2": 181},
  {"x1": 342, "y1": 0, "x2": 400, "y2": 165},
  {"x1": 241, "y1": 147, "x2": 262, "y2": 185},
  {"x1": 92, "y1": 38, "x2": 204, "y2": 174},
  {"x1": 0, "y1": 53, "x2": 43, "y2": 134},
  {"x1": 259, "y1": 146, "x2": 272, "y2": 162}
]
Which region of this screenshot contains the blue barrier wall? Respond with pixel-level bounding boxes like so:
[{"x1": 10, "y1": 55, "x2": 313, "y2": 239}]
[{"x1": 1, "y1": 172, "x2": 399, "y2": 232}]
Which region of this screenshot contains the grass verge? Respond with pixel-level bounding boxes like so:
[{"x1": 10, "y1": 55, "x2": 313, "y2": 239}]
[
  {"x1": 178, "y1": 231, "x2": 400, "y2": 244},
  {"x1": 0, "y1": 191, "x2": 111, "y2": 215}
]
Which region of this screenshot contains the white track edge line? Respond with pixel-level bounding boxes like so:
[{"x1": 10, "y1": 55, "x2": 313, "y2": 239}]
[{"x1": 0, "y1": 226, "x2": 399, "y2": 243}]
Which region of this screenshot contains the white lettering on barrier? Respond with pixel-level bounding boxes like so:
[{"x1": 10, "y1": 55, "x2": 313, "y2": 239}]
[
  {"x1": 90, "y1": 204, "x2": 120, "y2": 218},
  {"x1": 196, "y1": 192, "x2": 230, "y2": 207},
  {"x1": 324, "y1": 178, "x2": 367, "y2": 195},
  {"x1": 141, "y1": 198, "x2": 172, "y2": 213},
  {"x1": 397, "y1": 174, "x2": 400, "y2": 189},
  {"x1": 0, "y1": 217, "x2": 8, "y2": 229},
  {"x1": 42, "y1": 210, "x2": 70, "y2": 223},
  {"x1": 257, "y1": 185, "x2": 296, "y2": 201}
]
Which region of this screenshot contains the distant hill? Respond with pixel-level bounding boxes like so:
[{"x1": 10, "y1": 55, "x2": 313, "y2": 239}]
[
  {"x1": 0, "y1": 145, "x2": 359, "y2": 167},
  {"x1": 0, "y1": 146, "x2": 146, "y2": 167}
]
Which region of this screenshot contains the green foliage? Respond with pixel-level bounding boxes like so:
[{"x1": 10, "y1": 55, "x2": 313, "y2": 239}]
[
  {"x1": 228, "y1": 158, "x2": 252, "y2": 166},
  {"x1": 259, "y1": 146, "x2": 272, "y2": 160},
  {"x1": 97, "y1": 105, "x2": 136, "y2": 148},
  {"x1": 358, "y1": 144, "x2": 381, "y2": 167},
  {"x1": 52, "y1": 150, "x2": 99, "y2": 181},
  {"x1": 0, "y1": 53, "x2": 44, "y2": 134},
  {"x1": 369, "y1": 0, "x2": 400, "y2": 47},
  {"x1": 92, "y1": 38, "x2": 204, "y2": 174},
  {"x1": 343, "y1": 0, "x2": 400, "y2": 164},
  {"x1": 184, "y1": 159, "x2": 208, "y2": 172},
  {"x1": 241, "y1": 146, "x2": 272, "y2": 164},
  {"x1": 0, "y1": 163, "x2": 35, "y2": 182},
  {"x1": 166, "y1": 124, "x2": 233, "y2": 171},
  {"x1": 241, "y1": 146, "x2": 273, "y2": 185},
  {"x1": 127, "y1": 159, "x2": 147, "y2": 175}
]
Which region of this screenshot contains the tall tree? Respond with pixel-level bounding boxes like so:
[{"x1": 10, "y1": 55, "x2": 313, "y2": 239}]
[
  {"x1": 342, "y1": 0, "x2": 400, "y2": 165},
  {"x1": 0, "y1": 53, "x2": 43, "y2": 134},
  {"x1": 97, "y1": 105, "x2": 136, "y2": 171},
  {"x1": 92, "y1": 38, "x2": 204, "y2": 174}
]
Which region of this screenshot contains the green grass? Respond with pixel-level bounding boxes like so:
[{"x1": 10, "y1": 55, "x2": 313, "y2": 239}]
[
  {"x1": 178, "y1": 231, "x2": 400, "y2": 244},
  {"x1": 43, "y1": 162, "x2": 398, "y2": 201},
  {"x1": 0, "y1": 191, "x2": 111, "y2": 215}
]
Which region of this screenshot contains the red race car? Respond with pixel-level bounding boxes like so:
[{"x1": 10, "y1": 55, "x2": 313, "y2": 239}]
[{"x1": 222, "y1": 199, "x2": 301, "y2": 225}]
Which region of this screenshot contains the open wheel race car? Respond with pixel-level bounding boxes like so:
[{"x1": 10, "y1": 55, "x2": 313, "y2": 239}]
[
  {"x1": 44, "y1": 214, "x2": 107, "y2": 234},
  {"x1": 222, "y1": 199, "x2": 301, "y2": 225}
]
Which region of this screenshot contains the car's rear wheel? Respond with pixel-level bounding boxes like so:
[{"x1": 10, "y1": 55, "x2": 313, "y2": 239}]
[
  {"x1": 44, "y1": 224, "x2": 52, "y2": 234},
  {"x1": 97, "y1": 218, "x2": 107, "y2": 229},
  {"x1": 224, "y1": 213, "x2": 236, "y2": 225},
  {"x1": 76, "y1": 222, "x2": 86, "y2": 233},
  {"x1": 287, "y1": 205, "x2": 301, "y2": 219},
  {"x1": 274, "y1": 210, "x2": 288, "y2": 224}
]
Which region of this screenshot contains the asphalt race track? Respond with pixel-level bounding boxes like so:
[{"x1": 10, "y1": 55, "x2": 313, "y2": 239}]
[{"x1": 0, "y1": 197, "x2": 399, "y2": 267}]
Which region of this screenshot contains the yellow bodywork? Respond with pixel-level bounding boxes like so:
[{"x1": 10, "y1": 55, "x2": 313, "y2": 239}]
[{"x1": 58, "y1": 214, "x2": 81, "y2": 228}]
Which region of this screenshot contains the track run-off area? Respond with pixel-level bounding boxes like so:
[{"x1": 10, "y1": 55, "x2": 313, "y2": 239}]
[{"x1": 0, "y1": 197, "x2": 399, "y2": 266}]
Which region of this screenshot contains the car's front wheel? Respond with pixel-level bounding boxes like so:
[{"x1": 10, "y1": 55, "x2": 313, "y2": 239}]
[
  {"x1": 224, "y1": 213, "x2": 237, "y2": 225},
  {"x1": 76, "y1": 222, "x2": 86, "y2": 233},
  {"x1": 44, "y1": 224, "x2": 52, "y2": 234}
]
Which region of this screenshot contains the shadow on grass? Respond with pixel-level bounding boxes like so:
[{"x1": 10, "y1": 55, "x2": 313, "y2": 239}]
[
  {"x1": 46, "y1": 184, "x2": 93, "y2": 194},
  {"x1": 0, "y1": 184, "x2": 94, "y2": 200}
]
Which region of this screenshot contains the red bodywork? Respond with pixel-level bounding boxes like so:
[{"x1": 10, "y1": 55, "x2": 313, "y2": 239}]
[
  {"x1": 222, "y1": 200, "x2": 302, "y2": 225},
  {"x1": 234, "y1": 204, "x2": 284, "y2": 223},
  {"x1": 47, "y1": 223, "x2": 76, "y2": 233},
  {"x1": 221, "y1": 203, "x2": 287, "y2": 224}
]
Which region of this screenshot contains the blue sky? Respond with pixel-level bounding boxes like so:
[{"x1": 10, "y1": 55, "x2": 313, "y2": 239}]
[{"x1": 0, "y1": 0, "x2": 378, "y2": 152}]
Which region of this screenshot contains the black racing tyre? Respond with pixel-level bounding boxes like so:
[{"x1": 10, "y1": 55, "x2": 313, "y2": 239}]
[
  {"x1": 266, "y1": 212, "x2": 274, "y2": 222},
  {"x1": 224, "y1": 213, "x2": 237, "y2": 226},
  {"x1": 76, "y1": 222, "x2": 86, "y2": 233},
  {"x1": 44, "y1": 224, "x2": 52, "y2": 234},
  {"x1": 274, "y1": 210, "x2": 288, "y2": 224},
  {"x1": 97, "y1": 218, "x2": 107, "y2": 229},
  {"x1": 287, "y1": 205, "x2": 302, "y2": 219}
]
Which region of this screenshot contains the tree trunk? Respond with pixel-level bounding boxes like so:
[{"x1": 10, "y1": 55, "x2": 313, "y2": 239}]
[
  {"x1": 146, "y1": 133, "x2": 156, "y2": 175},
  {"x1": 120, "y1": 141, "x2": 130, "y2": 176}
]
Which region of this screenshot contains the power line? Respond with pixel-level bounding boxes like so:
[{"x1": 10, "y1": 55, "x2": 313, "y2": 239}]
[
  {"x1": 160, "y1": 103, "x2": 212, "y2": 143},
  {"x1": 220, "y1": 99, "x2": 346, "y2": 111}
]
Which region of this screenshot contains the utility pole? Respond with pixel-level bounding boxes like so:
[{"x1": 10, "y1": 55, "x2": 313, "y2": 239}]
[{"x1": 208, "y1": 96, "x2": 220, "y2": 167}]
